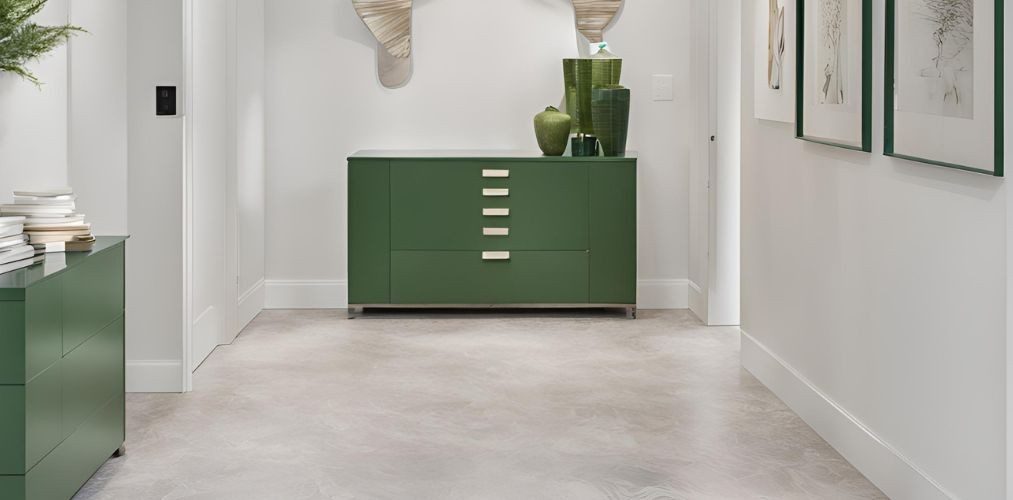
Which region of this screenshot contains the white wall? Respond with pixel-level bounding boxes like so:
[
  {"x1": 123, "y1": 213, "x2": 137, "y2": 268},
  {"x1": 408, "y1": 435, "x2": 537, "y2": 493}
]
[
  {"x1": 264, "y1": 0, "x2": 694, "y2": 308},
  {"x1": 69, "y1": 0, "x2": 129, "y2": 235},
  {"x1": 0, "y1": 0, "x2": 128, "y2": 228},
  {"x1": 740, "y1": 2, "x2": 1007, "y2": 499},
  {"x1": 124, "y1": 0, "x2": 266, "y2": 392},
  {"x1": 126, "y1": 0, "x2": 186, "y2": 392},
  {"x1": 0, "y1": 0, "x2": 69, "y2": 196},
  {"x1": 234, "y1": 0, "x2": 267, "y2": 328}
]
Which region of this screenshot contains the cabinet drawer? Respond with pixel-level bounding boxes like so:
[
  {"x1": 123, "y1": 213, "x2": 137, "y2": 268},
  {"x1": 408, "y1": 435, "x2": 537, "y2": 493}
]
[
  {"x1": 390, "y1": 162, "x2": 589, "y2": 251},
  {"x1": 390, "y1": 251, "x2": 589, "y2": 304}
]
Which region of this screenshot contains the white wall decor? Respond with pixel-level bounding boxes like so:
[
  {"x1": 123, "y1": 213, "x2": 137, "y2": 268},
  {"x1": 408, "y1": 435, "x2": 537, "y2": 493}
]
[
  {"x1": 571, "y1": 0, "x2": 623, "y2": 43},
  {"x1": 767, "y1": 0, "x2": 785, "y2": 90},
  {"x1": 352, "y1": 0, "x2": 412, "y2": 88},
  {"x1": 754, "y1": 0, "x2": 795, "y2": 122}
]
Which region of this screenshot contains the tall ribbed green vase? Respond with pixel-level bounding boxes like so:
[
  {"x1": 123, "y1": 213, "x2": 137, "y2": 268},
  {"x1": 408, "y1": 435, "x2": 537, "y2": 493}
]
[
  {"x1": 591, "y1": 86, "x2": 631, "y2": 157},
  {"x1": 563, "y1": 58, "x2": 622, "y2": 136}
]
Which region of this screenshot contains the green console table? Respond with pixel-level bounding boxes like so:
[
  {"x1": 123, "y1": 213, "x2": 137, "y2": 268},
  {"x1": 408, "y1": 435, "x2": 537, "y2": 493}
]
[
  {"x1": 0, "y1": 237, "x2": 127, "y2": 500},
  {"x1": 348, "y1": 151, "x2": 637, "y2": 317}
]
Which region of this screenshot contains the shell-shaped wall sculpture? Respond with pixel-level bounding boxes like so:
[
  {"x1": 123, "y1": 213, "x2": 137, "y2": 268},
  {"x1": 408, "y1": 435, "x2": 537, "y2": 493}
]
[
  {"x1": 352, "y1": 0, "x2": 413, "y2": 88},
  {"x1": 571, "y1": 0, "x2": 623, "y2": 44}
]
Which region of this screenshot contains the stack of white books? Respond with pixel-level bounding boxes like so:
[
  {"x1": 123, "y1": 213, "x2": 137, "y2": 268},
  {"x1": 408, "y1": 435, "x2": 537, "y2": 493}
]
[
  {"x1": 0, "y1": 188, "x2": 96, "y2": 253},
  {"x1": 0, "y1": 216, "x2": 42, "y2": 274}
]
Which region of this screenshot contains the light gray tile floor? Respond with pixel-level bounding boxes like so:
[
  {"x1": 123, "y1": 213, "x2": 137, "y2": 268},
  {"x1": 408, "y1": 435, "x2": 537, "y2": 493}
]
[{"x1": 76, "y1": 309, "x2": 885, "y2": 500}]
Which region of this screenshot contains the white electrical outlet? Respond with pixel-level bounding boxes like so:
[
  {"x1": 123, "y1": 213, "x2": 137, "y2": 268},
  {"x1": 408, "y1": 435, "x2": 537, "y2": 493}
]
[{"x1": 652, "y1": 74, "x2": 674, "y2": 101}]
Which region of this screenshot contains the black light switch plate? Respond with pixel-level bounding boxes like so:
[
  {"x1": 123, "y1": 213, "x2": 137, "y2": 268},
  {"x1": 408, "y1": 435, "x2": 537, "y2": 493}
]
[{"x1": 156, "y1": 86, "x2": 177, "y2": 116}]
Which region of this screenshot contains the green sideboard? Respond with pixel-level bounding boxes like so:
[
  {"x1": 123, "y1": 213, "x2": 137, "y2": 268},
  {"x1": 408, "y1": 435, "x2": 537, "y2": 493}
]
[
  {"x1": 0, "y1": 237, "x2": 127, "y2": 500},
  {"x1": 348, "y1": 151, "x2": 637, "y2": 317}
]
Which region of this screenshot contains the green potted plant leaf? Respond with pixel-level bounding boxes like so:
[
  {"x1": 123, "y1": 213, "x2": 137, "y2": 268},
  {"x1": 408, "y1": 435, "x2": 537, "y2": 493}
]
[{"x1": 0, "y1": 0, "x2": 85, "y2": 86}]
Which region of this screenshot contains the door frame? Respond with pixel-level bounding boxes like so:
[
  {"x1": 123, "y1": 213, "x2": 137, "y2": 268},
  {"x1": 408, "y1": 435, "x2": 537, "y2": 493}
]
[
  {"x1": 689, "y1": 0, "x2": 741, "y2": 327},
  {"x1": 180, "y1": 0, "x2": 243, "y2": 392}
]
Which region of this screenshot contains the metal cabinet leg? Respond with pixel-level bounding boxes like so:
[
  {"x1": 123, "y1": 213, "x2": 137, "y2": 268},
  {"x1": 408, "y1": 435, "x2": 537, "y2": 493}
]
[{"x1": 626, "y1": 306, "x2": 637, "y2": 320}]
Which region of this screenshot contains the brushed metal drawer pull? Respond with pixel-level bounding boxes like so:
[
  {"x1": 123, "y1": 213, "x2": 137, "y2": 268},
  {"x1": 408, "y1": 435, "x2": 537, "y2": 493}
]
[
  {"x1": 483, "y1": 188, "x2": 509, "y2": 197},
  {"x1": 483, "y1": 208, "x2": 510, "y2": 217},
  {"x1": 483, "y1": 227, "x2": 509, "y2": 236},
  {"x1": 482, "y1": 251, "x2": 511, "y2": 261},
  {"x1": 482, "y1": 169, "x2": 510, "y2": 178}
]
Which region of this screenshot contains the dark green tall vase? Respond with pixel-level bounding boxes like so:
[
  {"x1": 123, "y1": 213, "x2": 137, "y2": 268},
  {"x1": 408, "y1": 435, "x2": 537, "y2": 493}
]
[
  {"x1": 563, "y1": 58, "x2": 621, "y2": 136},
  {"x1": 591, "y1": 86, "x2": 631, "y2": 157},
  {"x1": 563, "y1": 59, "x2": 594, "y2": 135}
]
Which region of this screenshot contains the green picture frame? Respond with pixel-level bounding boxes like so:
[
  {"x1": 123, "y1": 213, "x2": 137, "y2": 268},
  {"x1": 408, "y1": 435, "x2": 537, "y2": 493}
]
[
  {"x1": 795, "y1": 0, "x2": 873, "y2": 152},
  {"x1": 884, "y1": 0, "x2": 1004, "y2": 177}
]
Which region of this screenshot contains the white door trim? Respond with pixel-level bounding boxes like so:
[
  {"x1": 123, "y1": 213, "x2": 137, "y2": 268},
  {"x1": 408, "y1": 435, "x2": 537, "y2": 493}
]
[{"x1": 181, "y1": 0, "x2": 195, "y2": 392}]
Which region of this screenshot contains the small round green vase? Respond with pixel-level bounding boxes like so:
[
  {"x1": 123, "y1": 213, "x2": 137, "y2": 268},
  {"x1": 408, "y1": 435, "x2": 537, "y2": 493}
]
[{"x1": 534, "y1": 106, "x2": 572, "y2": 156}]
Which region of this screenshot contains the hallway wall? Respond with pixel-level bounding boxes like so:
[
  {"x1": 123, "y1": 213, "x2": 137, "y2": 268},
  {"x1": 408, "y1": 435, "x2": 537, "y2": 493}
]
[
  {"x1": 125, "y1": 0, "x2": 186, "y2": 391},
  {"x1": 0, "y1": 0, "x2": 129, "y2": 235},
  {"x1": 69, "y1": 0, "x2": 129, "y2": 236},
  {"x1": 263, "y1": 0, "x2": 696, "y2": 309},
  {"x1": 740, "y1": 2, "x2": 1008, "y2": 499}
]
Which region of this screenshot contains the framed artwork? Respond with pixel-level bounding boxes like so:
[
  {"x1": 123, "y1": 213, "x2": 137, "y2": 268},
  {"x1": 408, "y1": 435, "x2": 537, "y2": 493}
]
[
  {"x1": 795, "y1": 0, "x2": 872, "y2": 151},
  {"x1": 755, "y1": 0, "x2": 796, "y2": 123},
  {"x1": 885, "y1": 0, "x2": 1004, "y2": 176}
]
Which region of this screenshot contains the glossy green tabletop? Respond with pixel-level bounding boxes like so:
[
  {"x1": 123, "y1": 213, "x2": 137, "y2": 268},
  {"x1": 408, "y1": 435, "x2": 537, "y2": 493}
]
[
  {"x1": 349, "y1": 150, "x2": 638, "y2": 162},
  {"x1": 0, "y1": 236, "x2": 128, "y2": 293}
]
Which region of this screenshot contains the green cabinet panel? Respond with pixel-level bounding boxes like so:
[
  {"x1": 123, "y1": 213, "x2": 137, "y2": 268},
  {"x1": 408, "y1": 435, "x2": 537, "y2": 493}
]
[
  {"x1": 62, "y1": 318, "x2": 123, "y2": 440},
  {"x1": 390, "y1": 162, "x2": 589, "y2": 251},
  {"x1": 0, "y1": 385, "x2": 26, "y2": 474},
  {"x1": 26, "y1": 394, "x2": 124, "y2": 500},
  {"x1": 25, "y1": 278, "x2": 62, "y2": 382},
  {"x1": 0, "y1": 301, "x2": 26, "y2": 384},
  {"x1": 391, "y1": 251, "x2": 589, "y2": 304},
  {"x1": 62, "y1": 245, "x2": 124, "y2": 355},
  {"x1": 590, "y1": 164, "x2": 637, "y2": 304},
  {"x1": 0, "y1": 477, "x2": 24, "y2": 499},
  {"x1": 348, "y1": 159, "x2": 391, "y2": 305},
  {"x1": 25, "y1": 362, "x2": 61, "y2": 471},
  {"x1": 0, "y1": 237, "x2": 126, "y2": 500}
]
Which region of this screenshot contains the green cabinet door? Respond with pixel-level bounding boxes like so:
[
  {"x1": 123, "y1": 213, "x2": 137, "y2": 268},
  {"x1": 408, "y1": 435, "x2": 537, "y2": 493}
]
[
  {"x1": 62, "y1": 246, "x2": 124, "y2": 355},
  {"x1": 391, "y1": 251, "x2": 589, "y2": 304},
  {"x1": 25, "y1": 278, "x2": 62, "y2": 382},
  {"x1": 348, "y1": 159, "x2": 391, "y2": 304},
  {"x1": 590, "y1": 163, "x2": 637, "y2": 304},
  {"x1": 390, "y1": 162, "x2": 589, "y2": 251}
]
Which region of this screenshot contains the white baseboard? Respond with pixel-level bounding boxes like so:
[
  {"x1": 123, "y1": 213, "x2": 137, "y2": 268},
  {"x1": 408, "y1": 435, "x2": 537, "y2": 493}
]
[
  {"x1": 238, "y1": 278, "x2": 265, "y2": 329},
  {"x1": 740, "y1": 330, "x2": 953, "y2": 500},
  {"x1": 126, "y1": 360, "x2": 184, "y2": 393},
  {"x1": 264, "y1": 279, "x2": 690, "y2": 310},
  {"x1": 688, "y1": 280, "x2": 707, "y2": 322},
  {"x1": 637, "y1": 279, "x2": 689, "y2": 309}
]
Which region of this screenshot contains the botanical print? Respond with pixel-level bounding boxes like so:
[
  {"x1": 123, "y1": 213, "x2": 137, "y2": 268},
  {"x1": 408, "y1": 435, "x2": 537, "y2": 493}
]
[
  {"x1": 768, "y1": 0, "x2": 786, "y2": 89},
  {"x1": 817, "y1": 0, "x2": 847, "y2": 104},
  {"x1": 898, "y1": 0, "x2": 974, "y2": 119}
]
